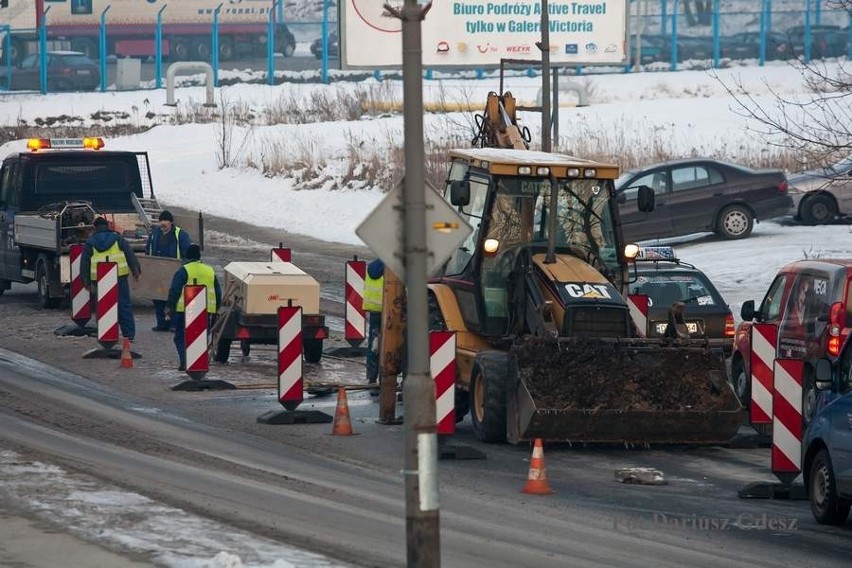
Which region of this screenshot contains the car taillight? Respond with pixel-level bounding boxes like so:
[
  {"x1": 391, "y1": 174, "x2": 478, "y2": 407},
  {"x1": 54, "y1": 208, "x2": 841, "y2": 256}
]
[
  {"x1": 778, "y1": 180, "x2": 788, "y2": 193},
  {"x1": 725, "y1": 313, "x2": 735, "y2": 337},
  {"x1": 828, "y1": 301, "x2": 843, "y2": 356}
]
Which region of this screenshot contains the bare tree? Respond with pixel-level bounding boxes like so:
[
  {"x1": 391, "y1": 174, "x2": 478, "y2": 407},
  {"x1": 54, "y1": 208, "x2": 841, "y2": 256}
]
[{"x1": 717, "y1": 10, "x2": 852, "y2": 172}]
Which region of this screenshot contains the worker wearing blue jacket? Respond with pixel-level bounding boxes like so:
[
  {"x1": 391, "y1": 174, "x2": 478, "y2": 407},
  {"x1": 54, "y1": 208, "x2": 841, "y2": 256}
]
[
  {"x1": 148, "y1": 210, "x2": 192, "y2": 331},
  {"x1": 166, "y1": 245, "x2": 221, "y2": 371},
  {"x1": 81, "y1": 217, "x2": 142, "y2": 342}
]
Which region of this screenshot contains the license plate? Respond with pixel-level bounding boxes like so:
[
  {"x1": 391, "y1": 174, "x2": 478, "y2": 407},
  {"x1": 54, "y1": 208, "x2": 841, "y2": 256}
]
[
  {"x1": 76, "y1": 70, "x2": 90, "y2": 75},
  {"x1": 655, "y1": 322, "x2": 699, "y2": 335}
]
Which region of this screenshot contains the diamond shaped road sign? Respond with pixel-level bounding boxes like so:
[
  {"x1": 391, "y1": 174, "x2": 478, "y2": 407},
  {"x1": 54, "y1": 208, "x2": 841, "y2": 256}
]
[{"x1": 355, "y1": 180, "x2": 472, "y2": 280}]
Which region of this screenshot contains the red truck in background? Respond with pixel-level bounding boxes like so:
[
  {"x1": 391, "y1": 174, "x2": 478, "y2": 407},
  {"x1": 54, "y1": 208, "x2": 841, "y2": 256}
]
[
  {"x1": 731, "y1": 259, "x2": 852, "y2": 425},
  {"x1": 0, "y1": 0, "x2": 296, "y2": 65}
]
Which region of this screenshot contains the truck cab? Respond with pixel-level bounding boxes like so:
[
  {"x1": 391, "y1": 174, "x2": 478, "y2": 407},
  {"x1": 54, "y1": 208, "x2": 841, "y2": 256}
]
[{"x1": 0, "y1": 137, "x2": 154, "y2": 306}]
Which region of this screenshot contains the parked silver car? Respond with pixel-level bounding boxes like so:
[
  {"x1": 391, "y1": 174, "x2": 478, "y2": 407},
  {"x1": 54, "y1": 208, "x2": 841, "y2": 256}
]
[{"x1": 788, "y1": 156, "x2": 852, "y2": 224}]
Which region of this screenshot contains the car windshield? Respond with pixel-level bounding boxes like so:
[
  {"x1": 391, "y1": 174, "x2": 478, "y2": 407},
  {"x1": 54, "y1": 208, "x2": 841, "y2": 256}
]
[
  {"x1": 828, "y1": 156, "x2": 852, "y2": 176},
  {"x1": 615, "y1": 171, "x2": 636, "y2": 190},
  {"x1": 486, "y1": 176, "x2": 621, "y2": 280},
  {"x1": 628, "y1": 269, "x2": 722, "y2": 308}
]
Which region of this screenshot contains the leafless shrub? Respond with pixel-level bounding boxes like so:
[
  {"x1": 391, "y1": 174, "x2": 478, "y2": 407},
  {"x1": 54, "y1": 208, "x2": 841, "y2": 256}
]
[{"x1": 215, "y1": 93, "x2": 255, "y2": 169}]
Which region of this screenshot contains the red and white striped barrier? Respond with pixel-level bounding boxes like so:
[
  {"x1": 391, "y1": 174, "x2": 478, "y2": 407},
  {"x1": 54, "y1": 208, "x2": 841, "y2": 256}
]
[
  {"x1": 344, "y1": 258, "x2": 366, "y2": 347},
  {"x1": 772, "y1": 358, "x2": 803, "y2": 475},
  {"x1": 430, "y1": 331, "x2": 457, "y2": 435},
  {"x1": 70, "y1": 244, "x2": 91, "y2": 327},
  {"x1": 278, "y1": 305, "x2": 303, "y2": 409},
  {"x1": 96, "y1": 261, "x2": 119, "y2": 348},
  {"x1": 750, "y1": 323, "x2": 777, "y2": 424},
  {"x1": 271, "y1": 243, "x2": 292, "y2": 263},
  {"x1": 184, "y1": 284, "x2": 209, "y2": 379},
  {"x1": 627, "y1": 294, "x2": 649, "y2": 338}
]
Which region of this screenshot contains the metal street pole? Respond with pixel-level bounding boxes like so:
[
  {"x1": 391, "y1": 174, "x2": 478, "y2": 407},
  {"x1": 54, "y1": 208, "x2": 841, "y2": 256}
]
[
  {"x1": 384, "y1": 0, "x2": 440, "y2": 565},
  {"x1": 155, "y1": 4, "x2": 167, "y2": 89},
  {"x1": 540, "y1": 0, "x2": 552, "y2": 152}
]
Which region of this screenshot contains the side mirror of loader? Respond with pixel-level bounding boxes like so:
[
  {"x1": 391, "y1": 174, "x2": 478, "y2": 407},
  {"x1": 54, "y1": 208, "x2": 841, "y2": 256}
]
[
  {"x1": 450, "y1": 180, "x2": 471, "y2": 207},
  {"x1": 637, "y1": 185, "x2": 655, "y2": 212},
  {"x1": 740, "y1": 300, "x2": 756, "y2": 322},
  {"x1": 815, "y1": 358, "x2": 833, "y2": 391}
]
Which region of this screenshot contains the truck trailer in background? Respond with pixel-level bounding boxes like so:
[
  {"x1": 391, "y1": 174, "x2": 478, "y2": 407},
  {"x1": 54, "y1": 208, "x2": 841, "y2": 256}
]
[{"x1": 0, "y1": 0, "x2": 296, "y2": 66}]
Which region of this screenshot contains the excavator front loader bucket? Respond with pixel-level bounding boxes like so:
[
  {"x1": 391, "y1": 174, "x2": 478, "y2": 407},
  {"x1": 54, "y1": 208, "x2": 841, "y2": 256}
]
[{"x1": 506, "y1": 339, "x2": 744, "y2": 445}]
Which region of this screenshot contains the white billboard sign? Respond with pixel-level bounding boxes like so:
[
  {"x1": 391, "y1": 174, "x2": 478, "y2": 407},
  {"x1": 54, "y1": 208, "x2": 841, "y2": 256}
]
[{"x1": 342, "y1": 0, "x2": 627, "y2": 68}]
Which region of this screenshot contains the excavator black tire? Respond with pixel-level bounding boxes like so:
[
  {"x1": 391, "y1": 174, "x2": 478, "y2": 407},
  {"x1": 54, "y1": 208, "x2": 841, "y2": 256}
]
[{"x1": 471, "y1": 351, "x2": 511, "y2": 443}]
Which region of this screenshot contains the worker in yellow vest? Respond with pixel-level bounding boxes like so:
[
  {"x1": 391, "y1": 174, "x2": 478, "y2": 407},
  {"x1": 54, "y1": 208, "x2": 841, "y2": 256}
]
[
  {"x1": 81, "y1": 217, "x2": 142, "y2": 341},
  {"x1": 166, "y1": 244, "x2": 221, "y2": 371},
  {"x1": 364, "y1": 259, "x2": 384, "y2": 383}
]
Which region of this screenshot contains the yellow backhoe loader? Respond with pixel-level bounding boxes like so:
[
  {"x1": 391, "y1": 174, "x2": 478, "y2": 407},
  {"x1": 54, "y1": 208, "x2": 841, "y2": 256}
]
[{"x1": 427, "y1": 93, "x2": 742, "y2": 444}]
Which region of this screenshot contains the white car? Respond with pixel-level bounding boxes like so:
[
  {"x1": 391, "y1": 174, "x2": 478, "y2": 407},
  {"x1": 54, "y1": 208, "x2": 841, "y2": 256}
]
[{"x1": 788, "y1": 156, "x2": 852, "y2": 224}]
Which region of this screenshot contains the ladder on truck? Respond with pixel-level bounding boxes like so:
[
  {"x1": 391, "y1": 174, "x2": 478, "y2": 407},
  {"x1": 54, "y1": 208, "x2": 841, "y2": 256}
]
[
  {"x1": 132, "y1": 193, "x2": 164, "y2": 228},
  {"x1": 132, "y1": 152, "x2": 161, "y2": 228}
]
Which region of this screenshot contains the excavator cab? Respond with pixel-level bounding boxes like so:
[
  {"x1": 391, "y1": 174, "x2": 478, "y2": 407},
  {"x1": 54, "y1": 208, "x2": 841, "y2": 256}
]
[{"x1": 428, "y1": 149, "x2": 743, "y2": 444}]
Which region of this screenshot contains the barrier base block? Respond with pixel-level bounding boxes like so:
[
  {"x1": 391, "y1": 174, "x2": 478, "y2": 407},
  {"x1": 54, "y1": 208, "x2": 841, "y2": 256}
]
[
  {"x1": 727, "y1": 431, "x2": 772, "y2": 449},
  {"x1": 325, "y1": 345, "x2": 367, "y2": 358},
  {"x1": 171, "y1": 379, "x2": 236, "y2": 392},
  {"x1": 738, "y1": 482, "x2": 807, "y2": 500},
  {"x1": 55, "y1": 324, "x2": 97, "y2": 337},
  {"x1": 83, "y1": 347, "x2": 141, "y2": 360},
  {"x1": 256, "y1": 409, "x2": 334, "y2": 425},
  {"x1": 439, "y1": 442, "x2": 487, "y2": 461}
]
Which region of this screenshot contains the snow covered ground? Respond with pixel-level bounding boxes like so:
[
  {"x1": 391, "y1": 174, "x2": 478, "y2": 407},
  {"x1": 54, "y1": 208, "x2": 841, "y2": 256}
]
[
  {"x1": 0, "y1": 448, "x2": 344, "y2": 568},
  {"x1": 0, "y1": 61, "x2": 849, "y2": 311}
]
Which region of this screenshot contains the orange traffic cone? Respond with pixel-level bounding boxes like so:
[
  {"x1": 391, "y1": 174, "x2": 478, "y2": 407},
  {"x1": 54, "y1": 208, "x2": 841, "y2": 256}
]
[
  {"x1": 120, "y1": 338, "x2": 133, "y2": 369},
  {"x1": 521, "y1": 438, "x2": 554, "y2": 495},
  {"x1": 331, "y1": 387, "x2": 355, "y2": 436}
]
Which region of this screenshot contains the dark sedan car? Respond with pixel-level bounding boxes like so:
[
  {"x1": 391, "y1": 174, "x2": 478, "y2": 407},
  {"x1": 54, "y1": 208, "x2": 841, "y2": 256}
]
[
  {"x1": 311, "y1": 33, "x2": 339, "y2": 60},
  {"x1": 615, "y1": 158, "x2": 792, "y2": 241},
  {"x1": 787, "y1": 24, "x2": 848, "y2": 59},
  {"x1": 721, "y1": 31, "x2": 794, "y2": 61},
  {"x1": 628, "y1": 246, "x2": 734, "y2": 354},
  {"x1": 0, "y1": 51, "x2": 99, "y2": 91}
]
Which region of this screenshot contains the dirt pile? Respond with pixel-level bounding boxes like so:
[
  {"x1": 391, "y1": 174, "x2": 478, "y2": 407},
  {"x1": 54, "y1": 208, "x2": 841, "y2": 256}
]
[{"x1": 516, "y1": 339, "x2": 732, "y2": 411}]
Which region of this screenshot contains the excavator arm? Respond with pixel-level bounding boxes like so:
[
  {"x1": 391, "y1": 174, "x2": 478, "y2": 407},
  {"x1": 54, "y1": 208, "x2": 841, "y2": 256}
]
[{"x1": 473, "y1": 92, "x2": 530, "y2": 150}]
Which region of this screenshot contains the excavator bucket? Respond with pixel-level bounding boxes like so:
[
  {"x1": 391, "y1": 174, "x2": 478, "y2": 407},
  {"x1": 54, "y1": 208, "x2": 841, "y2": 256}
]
[{"x1": 506, "y1": 339, "x2": 744, "y2": 445}]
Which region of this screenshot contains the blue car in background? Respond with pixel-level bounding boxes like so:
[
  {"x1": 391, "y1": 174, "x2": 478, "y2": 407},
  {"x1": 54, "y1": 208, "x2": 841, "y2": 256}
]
[{"x1": 803, "y1": 333, "x2": 852, "y2": 525}]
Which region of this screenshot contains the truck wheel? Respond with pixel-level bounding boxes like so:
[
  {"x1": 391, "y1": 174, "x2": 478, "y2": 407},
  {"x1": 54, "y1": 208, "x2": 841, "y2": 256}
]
[
  {"x1": 215, "y1": 338, "x2": 231, "y2": 363},
  {"x1": 0, "y1": 279, "x2": 8, "y2": 296},
  {"x1": 810, "y1": 449, "x2": 851, "y2": 525},
  {"x1": 731, "y1": 355, "x2": 750, "y2": 408},
  {"x1": 192, "y1": 38, "x2": 212, "y2": 61},
  {"x1": 36, "y1": 256, "x2": 60, "y2": 309},
  {"x1": 716, "y1": 205, "x2": 754, "y2": 239},
  {"x1": 71, "y1": 37, "x2": 99, "y2": 60},
  {"x1": 470, "y1": 351, "x2": 510, "y2": 443},
  {"x1": 800, "y1": 194, "x2": 837, "y2": 225},
  {"x1": 304, "y1": 339, "x2": 323, "y2": 363},
  {"x1": 218, "y1": 38, "x2": 236, "y2": 61},
  {"x1": 170, "y1": 37, "x2": 191, "y2": 61},
  {"x1": 240, "y1": 340, "x2": 251, "y2": 357},
  {"x1": 3, "y1": 38, "x2": 26, "y2": 66}
]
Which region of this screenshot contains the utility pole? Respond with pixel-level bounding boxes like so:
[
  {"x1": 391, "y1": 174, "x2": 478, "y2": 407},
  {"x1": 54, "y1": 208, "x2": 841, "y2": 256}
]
[
  {"x1": 539, "y1": 0, "x2": 552, "y2": 152},
  {"x1": 384, "y1": 0, "x2": 440, "y2": 565}
]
